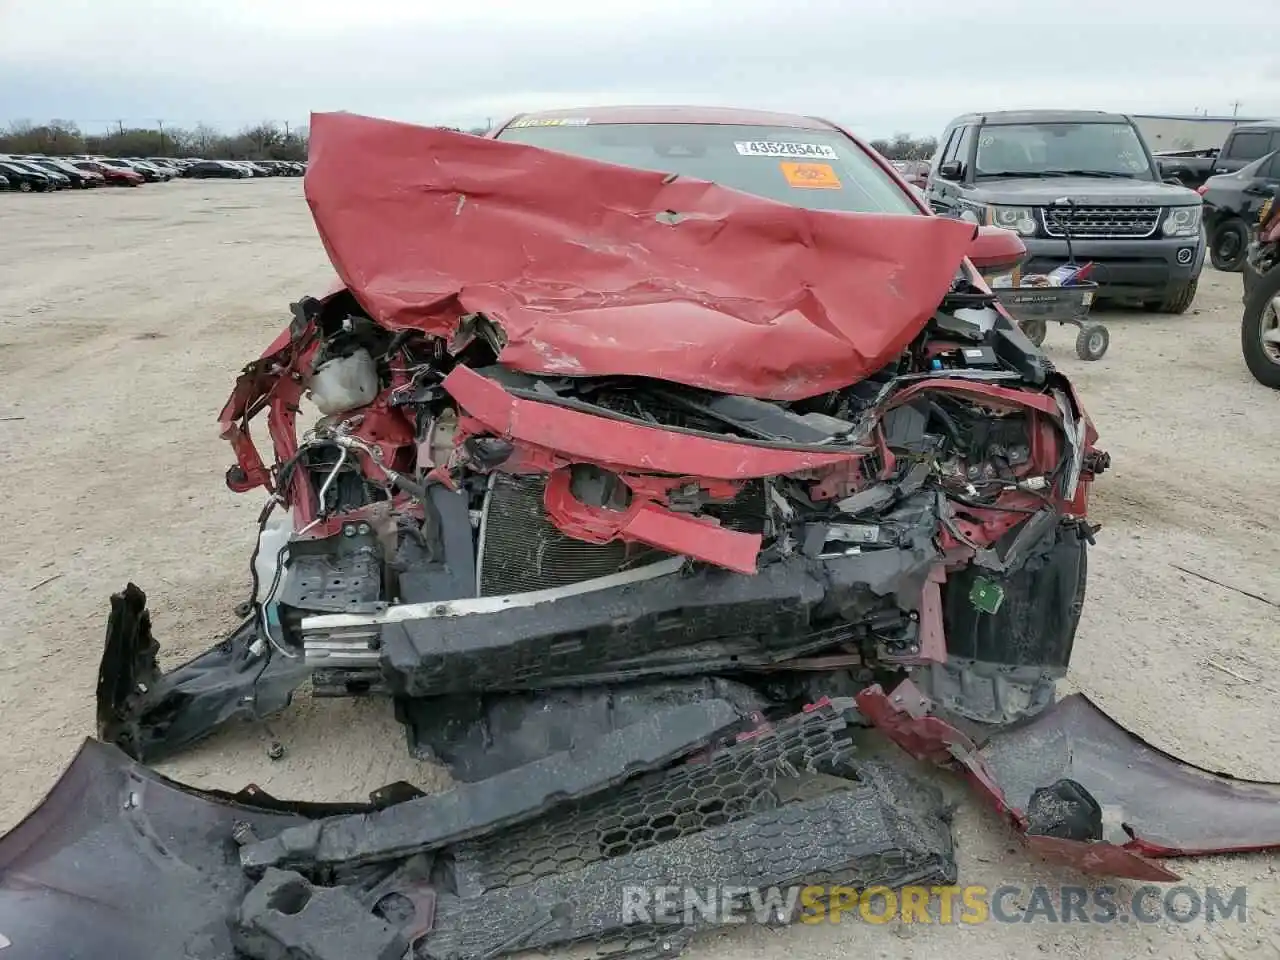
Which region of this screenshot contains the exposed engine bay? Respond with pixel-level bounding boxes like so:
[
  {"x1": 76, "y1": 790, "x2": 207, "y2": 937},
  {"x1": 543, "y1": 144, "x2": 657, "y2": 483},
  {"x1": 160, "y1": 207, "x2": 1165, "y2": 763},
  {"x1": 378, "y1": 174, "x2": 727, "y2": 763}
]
[
  {"x1": 99, "y1": 275, "x2": 1102, "y2": 766},
  {"x1": 3, "y1": 112, "x2": 1273, "y2": 960}
]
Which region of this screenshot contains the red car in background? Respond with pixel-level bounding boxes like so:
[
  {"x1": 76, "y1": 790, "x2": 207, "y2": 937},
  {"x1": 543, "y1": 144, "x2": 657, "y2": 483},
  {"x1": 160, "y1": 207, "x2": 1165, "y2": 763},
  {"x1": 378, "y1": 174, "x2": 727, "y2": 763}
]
[{"x1": 73, "y1": 159, "x2": 142, "y2": 186}]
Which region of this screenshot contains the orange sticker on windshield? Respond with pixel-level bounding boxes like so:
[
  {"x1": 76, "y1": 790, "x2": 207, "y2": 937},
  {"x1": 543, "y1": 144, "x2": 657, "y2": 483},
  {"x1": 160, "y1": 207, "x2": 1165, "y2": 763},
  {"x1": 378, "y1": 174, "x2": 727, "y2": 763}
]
[{"x1": 780, "y1": 161, "x2": 842, "y2": 189}]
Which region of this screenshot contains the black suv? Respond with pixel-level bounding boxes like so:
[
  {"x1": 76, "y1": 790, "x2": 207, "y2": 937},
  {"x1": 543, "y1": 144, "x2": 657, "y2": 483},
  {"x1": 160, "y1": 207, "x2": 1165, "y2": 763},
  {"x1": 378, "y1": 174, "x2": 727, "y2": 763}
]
[{"x1": 925, "y1": 110, "x2": 1205, "y2": 313}]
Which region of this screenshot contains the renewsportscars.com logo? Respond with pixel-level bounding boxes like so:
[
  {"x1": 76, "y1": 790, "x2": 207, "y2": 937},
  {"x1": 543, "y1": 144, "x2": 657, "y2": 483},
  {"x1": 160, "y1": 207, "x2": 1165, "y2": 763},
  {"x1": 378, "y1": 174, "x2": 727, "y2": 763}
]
[{"x1": 621, "y1": 884, "x2": 1250, "y2": 926}]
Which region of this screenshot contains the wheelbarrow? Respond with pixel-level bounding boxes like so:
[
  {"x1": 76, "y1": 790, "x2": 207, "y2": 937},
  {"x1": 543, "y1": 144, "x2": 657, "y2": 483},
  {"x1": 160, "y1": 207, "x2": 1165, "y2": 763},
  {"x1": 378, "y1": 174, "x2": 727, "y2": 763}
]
[{"x1": 994, "y1": 280, "x2": 1109, "y2": 361}]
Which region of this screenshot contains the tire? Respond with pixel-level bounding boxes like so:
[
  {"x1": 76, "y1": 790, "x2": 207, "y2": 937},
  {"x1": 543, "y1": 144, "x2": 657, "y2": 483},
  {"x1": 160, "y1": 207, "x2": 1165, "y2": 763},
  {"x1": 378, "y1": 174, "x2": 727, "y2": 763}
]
[
  {"x1": 1243, "y1": 259, "x2": 1264, "y2": 303},
  {"x1": 1074, "y1": 324, "x2": 1109, "y2": 361},
  {"x1": 1145, "y1": 277, "x2": 1198, "y2": 314},
  {"x1": 17, "y1": 180, "x2": 31, "y2": 193},
  {"x1": 1210, "y1": 218, "x2": 1249, "y2": 272},
  {"x1": 1241, "y1": 266, "x2": 1280, "y2": 389}
]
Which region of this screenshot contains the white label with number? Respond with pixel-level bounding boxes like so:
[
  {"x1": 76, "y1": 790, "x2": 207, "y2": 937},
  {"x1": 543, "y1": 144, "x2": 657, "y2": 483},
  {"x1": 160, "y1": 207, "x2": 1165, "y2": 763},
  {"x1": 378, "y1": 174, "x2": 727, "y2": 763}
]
[{"x1": 734, "y1": 141, "x2": 839, "y2": 159}]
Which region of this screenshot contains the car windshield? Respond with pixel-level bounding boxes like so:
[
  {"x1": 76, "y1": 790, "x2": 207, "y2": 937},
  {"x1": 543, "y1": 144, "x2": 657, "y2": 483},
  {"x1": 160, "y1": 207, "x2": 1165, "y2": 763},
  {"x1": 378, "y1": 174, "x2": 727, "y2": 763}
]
[
  {"x1": 974, "y1": 122, "x2": 1153, "y2": 180},
  {"x1": 497, "y1": 121, "x2": 920, "y2": 215}
]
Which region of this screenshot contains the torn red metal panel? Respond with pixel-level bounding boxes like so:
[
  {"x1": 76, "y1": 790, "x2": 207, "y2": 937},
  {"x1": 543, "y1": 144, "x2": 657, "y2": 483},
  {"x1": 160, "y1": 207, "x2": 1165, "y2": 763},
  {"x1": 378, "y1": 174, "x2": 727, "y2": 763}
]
[
  {"x1": 442, "y1": 365, "x2": 860, "y2": 478},
  {"x1": 858, "y1": 683, "x2": 1280, "y2": 881},
  {"x1": 305, "y1": 111, "x2": 979, "y2": 401},
  {"x1": 622, "y1": 503, "x2": 761, "y2": 574},
  {"x1": 541, "y1": 466, "x2": 762, "y2": 573}
]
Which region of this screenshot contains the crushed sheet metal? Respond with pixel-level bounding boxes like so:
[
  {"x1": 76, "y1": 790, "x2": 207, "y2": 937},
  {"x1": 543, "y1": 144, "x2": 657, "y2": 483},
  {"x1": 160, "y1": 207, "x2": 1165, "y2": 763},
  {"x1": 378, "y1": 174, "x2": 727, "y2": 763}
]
[
  {"x1": 858, "y1": 683, "x2": 1280, "y2": 880},
  {"x1": 305, "y1": 111, "x2": 979, "y2": 401},
  {"x1": 442, "y1": 365, "x2": 861, "y2": 475}
]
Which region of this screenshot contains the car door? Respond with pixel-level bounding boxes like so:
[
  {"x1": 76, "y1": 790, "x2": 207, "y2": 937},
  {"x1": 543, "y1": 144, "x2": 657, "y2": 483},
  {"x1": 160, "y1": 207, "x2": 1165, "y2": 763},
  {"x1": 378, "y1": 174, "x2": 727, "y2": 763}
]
[
  {"x1": 925, "y1": 125, "x2": 962, "y2": 214},
  {"x1": 1214, "y1": 129, "x2": 1278, "y2": 175},
  {"x1": 1241, "y1": 150, "x2": 1280, "y2": 221}
]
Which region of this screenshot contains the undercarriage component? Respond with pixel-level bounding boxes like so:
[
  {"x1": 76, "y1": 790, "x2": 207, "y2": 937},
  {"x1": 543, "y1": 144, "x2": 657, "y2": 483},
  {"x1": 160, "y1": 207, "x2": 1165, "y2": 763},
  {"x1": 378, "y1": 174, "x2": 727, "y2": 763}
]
[
  {"x1": 397, "y1": 678, "x2": 772, "y2": 781},
  {"x1": 98, "y1": 583, "x2": 309, "y2": 761},
  {"x1": 239, "y1": 698, "x2": 745, "y2": 873},
  {"x1": 233, "y1": 869, "x2": 409, "y2": 960}
]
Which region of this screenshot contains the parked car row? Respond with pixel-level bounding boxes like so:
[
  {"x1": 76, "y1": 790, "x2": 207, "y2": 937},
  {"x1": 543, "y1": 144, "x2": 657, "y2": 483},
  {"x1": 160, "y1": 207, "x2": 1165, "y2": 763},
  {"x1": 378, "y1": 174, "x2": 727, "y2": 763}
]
[{"x1": 0, "y1": 155, "x2": 305, "y2": 192}]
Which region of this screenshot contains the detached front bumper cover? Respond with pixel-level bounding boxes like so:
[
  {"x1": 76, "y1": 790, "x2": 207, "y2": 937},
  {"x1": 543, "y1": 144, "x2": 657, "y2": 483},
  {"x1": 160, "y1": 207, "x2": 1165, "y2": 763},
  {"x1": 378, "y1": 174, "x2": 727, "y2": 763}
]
[
  {"x1": 0, "y1": 702, "x2": 956, "y2": 960},
  {"x1": 858, "y1": 680, "x2": 1280, "y2": 881}
]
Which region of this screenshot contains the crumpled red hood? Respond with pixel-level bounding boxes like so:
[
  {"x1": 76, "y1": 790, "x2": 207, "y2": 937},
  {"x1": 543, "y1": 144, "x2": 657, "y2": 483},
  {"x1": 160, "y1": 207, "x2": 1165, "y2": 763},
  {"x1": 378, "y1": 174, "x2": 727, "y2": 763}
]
[{"x1": 305, "y1": 111, "x2": 978, "y2": 401}]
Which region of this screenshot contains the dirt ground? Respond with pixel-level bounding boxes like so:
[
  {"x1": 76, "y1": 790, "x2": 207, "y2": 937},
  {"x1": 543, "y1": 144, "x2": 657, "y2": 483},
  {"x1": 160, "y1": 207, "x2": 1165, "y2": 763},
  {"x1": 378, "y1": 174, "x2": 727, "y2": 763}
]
[{"x1": 1, "y1": 179, "x2": 1278, "y2": 958}]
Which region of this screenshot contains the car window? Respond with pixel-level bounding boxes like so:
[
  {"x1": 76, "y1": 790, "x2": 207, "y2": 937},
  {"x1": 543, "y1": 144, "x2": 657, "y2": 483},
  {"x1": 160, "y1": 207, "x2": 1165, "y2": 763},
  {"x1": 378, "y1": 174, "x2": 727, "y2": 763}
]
[
  {"x1": 496, "y1": 122, "x2": 920, "y2": 215},
  {"x1": 937, "y1": 127, "x2": 960, "y2": 167},
  {"x1": 953, "y1": 126, "x2": 974, "y2": 173},
  {"x1": 1262, "y1": 151, "x2": 1280, "y2": 181},
  {"x1": 974, "y1": 121, "x2": 1153, "y2": 179},
  {"x1": 1225, "y1": 131, "x2": 1274, "y2": 161}
]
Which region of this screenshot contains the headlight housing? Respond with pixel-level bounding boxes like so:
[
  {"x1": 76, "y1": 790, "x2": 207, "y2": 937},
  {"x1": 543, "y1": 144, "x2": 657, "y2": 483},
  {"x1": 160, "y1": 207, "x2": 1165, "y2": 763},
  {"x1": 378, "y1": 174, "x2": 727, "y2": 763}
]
[
  {"x1": 1162, "y1": 205, "x2": 1202, "y2": 237},
  {"x1": 987, "y1": 205, "x2": 1037, "y2": 236}
]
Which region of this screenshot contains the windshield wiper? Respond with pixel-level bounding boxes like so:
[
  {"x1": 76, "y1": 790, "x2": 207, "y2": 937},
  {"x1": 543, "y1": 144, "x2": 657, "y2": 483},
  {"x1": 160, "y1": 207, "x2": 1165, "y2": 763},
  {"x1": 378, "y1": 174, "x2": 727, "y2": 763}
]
[
  {"x1": 975, "y1": 171, "x2": 1051, "y2": 178},
  {"x1": 1048, "y1": 169, "x2": 1140, "y2": 179},
  {"x1": 977, "y1": 169, "x2": 1141, "y2": 179}
]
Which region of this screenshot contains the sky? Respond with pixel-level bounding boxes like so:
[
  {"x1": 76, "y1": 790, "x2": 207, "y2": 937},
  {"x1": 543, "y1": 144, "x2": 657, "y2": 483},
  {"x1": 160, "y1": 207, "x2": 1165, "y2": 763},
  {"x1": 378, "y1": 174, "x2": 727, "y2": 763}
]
[{"x1": 2, "y1": 0, "x2": 1278, "y2": 140}]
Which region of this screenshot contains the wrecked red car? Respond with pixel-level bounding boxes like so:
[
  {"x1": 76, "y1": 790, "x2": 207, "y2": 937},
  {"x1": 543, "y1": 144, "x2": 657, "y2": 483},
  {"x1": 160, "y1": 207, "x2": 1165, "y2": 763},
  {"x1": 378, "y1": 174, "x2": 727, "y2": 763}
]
[
  {"x1": 4, "y1": 108, "x2": 1278, "y2": 960},
  {"x1": 104, "y1": 107, "x2": 1101, "y2": 765}
]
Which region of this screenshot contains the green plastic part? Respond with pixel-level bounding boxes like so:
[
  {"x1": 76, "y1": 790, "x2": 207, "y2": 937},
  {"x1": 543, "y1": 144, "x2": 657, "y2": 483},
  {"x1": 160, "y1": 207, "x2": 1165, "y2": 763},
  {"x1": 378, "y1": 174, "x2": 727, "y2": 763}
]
[{"x1": 969, "y1": 577, "x2": 1005, "y2": 615}]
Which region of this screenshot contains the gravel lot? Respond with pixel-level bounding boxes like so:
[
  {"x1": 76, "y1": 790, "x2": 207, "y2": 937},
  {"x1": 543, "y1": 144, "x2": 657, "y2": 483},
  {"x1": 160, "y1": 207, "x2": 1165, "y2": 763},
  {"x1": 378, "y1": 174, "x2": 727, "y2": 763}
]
[{"x1": 1, "y1": 179, "x2": 1277, "y2": 958}]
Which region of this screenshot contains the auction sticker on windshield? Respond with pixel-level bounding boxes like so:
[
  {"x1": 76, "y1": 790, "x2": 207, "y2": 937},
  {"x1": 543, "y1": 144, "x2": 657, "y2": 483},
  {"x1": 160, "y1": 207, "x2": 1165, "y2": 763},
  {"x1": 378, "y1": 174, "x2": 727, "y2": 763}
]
[
  {"x1": 735, "y1": 141, "x2": 839, "y2": 159},
  {"x1": 780, "y1": 161, "x2": 842, "y2": 189},
  {"x1": 509, "y1": 117, "x2": 590, "y2": 127}
]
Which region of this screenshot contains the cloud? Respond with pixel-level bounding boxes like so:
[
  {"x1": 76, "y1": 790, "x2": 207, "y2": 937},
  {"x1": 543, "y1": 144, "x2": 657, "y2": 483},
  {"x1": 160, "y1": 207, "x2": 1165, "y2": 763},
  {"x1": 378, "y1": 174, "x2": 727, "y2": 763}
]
[{"x1": 1, "y1": 0, "x2": 1276, "y2": 137}]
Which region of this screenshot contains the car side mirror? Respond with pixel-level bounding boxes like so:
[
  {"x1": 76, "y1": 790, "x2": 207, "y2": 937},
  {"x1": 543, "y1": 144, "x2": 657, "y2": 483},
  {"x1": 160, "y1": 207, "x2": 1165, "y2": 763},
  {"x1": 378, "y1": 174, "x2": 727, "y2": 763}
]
[
  {"x1": 968, "y1": 225, "x2": 1027, "y2": 275},
  {"x1": 937, "y1": 161, "x2": 963, "y2": 181}
]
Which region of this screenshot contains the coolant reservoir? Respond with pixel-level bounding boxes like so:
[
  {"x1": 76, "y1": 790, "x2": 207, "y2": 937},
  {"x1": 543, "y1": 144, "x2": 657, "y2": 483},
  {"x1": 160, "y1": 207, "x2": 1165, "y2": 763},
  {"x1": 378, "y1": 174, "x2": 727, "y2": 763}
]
[{"x1": 309, "y1": 349, "x2": 377, "y2": 415}]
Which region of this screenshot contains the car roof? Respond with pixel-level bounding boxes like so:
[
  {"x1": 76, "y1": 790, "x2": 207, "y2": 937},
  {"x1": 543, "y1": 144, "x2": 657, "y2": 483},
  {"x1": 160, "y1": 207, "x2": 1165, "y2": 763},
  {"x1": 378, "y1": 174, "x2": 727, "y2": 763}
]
[
  {"x1": 1230, "y1": 119, "x2": 1280, "y2": 132},
  {"x1": 947, "y1": 109, "x2": 1129, "y2": 126},
  {"x1": 504, "y1": 105, "x2": 840, "y2": 130}
]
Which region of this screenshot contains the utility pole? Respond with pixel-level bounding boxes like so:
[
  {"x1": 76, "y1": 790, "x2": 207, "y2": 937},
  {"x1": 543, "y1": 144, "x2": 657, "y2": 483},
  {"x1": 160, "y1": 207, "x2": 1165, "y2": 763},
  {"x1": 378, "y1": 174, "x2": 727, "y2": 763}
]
[
  {"x1": 116, "y1": 119, "x2": 124, "y2": 136},
  {"x1": 157, "y1": 119, "x2": 165, "y2": 155},
  {"x1": 283, "y1": 120, "x2": 290, "y2": 139}
]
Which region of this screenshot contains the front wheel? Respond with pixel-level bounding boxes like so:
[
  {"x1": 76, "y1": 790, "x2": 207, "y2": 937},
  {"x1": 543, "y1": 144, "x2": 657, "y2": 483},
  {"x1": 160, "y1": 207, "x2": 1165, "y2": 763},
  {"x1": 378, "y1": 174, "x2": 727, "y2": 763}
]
[
  {"x1": 1145, "y1": 277, "x2": 1199, "y2": 314},
  {"x1": 17, "y1": 180, "x2": 31, "y2": 193},
  {"x1": 1241, "y1": 266, "x2": 1280, "y2": 389},
  {"x1": 1210, "y1": 218, "x2": 1250, "y2": 272}
]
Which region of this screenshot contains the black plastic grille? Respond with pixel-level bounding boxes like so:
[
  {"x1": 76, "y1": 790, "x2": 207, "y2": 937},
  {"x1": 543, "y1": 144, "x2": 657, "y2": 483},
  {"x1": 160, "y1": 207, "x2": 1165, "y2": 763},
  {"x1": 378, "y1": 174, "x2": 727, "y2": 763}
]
[
  {"x1": 450, "y1": 701, "x2": 861, "y2": 896},
  {"x1": 416, "y1": 701, "x2": 956, "y2": 960},
  {"x1": 1041, "y1": 205, "x2": 1159, "y2": 238}
]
